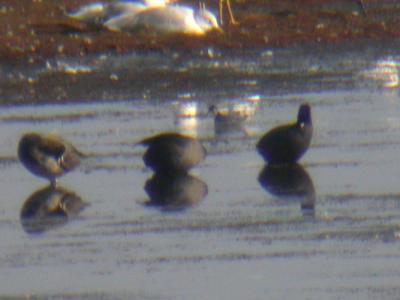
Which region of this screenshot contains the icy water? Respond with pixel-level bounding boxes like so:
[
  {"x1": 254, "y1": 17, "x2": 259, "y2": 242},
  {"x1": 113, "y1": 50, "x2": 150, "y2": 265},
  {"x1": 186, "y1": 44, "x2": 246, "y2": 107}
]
[{"x1": 1, "y1": 42, "x2": 400, "y2": 299}]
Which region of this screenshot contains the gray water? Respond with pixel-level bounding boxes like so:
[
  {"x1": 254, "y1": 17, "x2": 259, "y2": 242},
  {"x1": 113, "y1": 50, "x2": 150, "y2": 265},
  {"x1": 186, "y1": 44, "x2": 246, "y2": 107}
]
[{"x1": 1, "y1": 42, "x2": 400, "y2": 299}]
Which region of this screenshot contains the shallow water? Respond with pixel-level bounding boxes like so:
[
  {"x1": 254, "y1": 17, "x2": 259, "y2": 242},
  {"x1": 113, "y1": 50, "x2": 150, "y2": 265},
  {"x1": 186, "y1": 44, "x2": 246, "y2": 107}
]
[{"x1": 1, "y1": 42, "x2": 400, "y2": 299}]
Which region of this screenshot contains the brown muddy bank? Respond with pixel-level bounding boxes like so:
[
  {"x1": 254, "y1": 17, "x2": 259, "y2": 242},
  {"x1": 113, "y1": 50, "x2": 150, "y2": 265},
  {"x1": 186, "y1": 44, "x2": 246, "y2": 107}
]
[{"x1": 1, "y1": 0, "x2": 400, "y2": 65}]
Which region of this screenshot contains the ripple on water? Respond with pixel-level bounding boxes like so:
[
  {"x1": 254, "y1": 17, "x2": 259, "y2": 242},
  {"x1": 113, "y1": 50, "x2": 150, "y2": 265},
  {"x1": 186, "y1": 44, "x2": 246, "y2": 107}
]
[{"x1": 1, "y1": 47, "x2": 400, "y2": 298}]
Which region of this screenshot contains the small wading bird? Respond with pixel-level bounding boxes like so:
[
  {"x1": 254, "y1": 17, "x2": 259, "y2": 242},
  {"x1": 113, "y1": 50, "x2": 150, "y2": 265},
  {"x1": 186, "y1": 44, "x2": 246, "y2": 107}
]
[
  {"x1": 209, "y1": 104, "x2": 249, "y2": 127},
  {"x1": 18, "y1": 133, "x2": 83, "y2": 185},
  {"x1": 256, "y1": 103, "x2": 312, "y2": 165},
  {"x1": 105, "y1": 2, "x2": 221, "y2": 35},
  {"x1": 137, "y1": 132, "x2": 206, "y2": 173}
]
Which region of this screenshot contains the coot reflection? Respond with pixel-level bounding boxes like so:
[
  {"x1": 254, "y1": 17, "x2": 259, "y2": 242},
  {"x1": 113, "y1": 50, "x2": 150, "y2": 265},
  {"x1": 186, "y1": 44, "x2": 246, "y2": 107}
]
[
  {"x1": 144, "y1": 172, "x2": 208, "y2": 211},
  {"x1": 258, "y1": 164, "x2": 315, "y2": 217},
  {"x1": 20, "y1": 185, "x2": 87, "y2": 234}
]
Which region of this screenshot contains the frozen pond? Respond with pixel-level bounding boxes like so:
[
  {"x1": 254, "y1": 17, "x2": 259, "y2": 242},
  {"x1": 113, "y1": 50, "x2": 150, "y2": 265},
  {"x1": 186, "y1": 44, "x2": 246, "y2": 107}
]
[{"x1": 1, "y1": 42, "x2": 400, "y2": 299}]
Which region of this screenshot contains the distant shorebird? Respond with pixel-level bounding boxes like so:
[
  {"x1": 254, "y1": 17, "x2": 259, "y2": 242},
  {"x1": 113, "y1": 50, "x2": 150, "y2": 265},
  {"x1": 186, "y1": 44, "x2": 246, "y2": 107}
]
[
  {"x1": 209, "y1": 104, "x2": 249, "y2": 134},
  {"x1": 137, "y1": 132, "x2": 206, "y2": 173},
  {"x1": 18, "y1": 133, "x2": 83, "y2": 185},
  {"x1": 105, "y1": 3, "x2": 221, "y2": 35},
  {"x1": 256, "y1": 104, "x2": 313, "y2": 165}
]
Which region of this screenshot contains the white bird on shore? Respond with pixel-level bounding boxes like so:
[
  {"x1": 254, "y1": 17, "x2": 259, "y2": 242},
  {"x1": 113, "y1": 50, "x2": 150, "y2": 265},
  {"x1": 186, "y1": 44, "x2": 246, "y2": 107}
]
[
  {"x1": 68, "y1": 2, "x2": 107, "y2": 26},
  {"x1": 105, "y1": 3, "x2": 221, "y2": 35},
  {"x1": 68, "y1": 0, "x2": 171, "y2": 26},
  {"x1": 103, "y1": 3, "x2": 146, "y2": 31}
]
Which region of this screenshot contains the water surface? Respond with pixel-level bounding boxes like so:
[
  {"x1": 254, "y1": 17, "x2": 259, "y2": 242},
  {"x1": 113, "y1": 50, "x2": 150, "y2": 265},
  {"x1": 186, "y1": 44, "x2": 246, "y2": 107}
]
[{"x1": 1, "y1": 42, "x2": 400, "y2": 299}]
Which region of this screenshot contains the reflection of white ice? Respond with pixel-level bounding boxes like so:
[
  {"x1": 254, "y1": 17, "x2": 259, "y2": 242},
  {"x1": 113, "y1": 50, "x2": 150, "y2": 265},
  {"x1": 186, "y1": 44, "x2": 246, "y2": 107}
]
[
  {"x1": 230, "y1": 102, "x2": 257, "y2": 119},
  {"x1": 361, "y1": 58, "x2": 399, "y2": 88},
  {"x1": 217, "y1": 95, "x2": 260, "y2": 117},
  {"x1": 174, "y1": 102, "x2": 199, "y2": 137},
  {"x1": 175, "y1": 101, "x2": 198, "y2": 117}
]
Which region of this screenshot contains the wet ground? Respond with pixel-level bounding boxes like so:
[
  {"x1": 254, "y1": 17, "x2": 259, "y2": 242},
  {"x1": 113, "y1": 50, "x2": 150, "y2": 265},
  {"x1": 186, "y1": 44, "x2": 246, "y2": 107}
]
[
  {"x1": 1, "y1": 40, "x2": 400, "y2": 299},
  {"x1": 2, "y1": 1, "x2": 400, "y2": 299}
]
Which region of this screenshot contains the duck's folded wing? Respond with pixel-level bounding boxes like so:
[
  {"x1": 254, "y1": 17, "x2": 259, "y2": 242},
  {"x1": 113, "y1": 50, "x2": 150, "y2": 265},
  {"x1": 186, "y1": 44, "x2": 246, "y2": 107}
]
[{"x1": 36, "y1": 137, "x2": 66, "y2": 160}]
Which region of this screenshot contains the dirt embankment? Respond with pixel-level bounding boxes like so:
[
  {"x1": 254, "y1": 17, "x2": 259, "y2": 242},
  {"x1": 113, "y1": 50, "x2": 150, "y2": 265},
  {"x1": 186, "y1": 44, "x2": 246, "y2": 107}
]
[{"x1": 1, "y1": 0, "x2": 400, "y2": 64}]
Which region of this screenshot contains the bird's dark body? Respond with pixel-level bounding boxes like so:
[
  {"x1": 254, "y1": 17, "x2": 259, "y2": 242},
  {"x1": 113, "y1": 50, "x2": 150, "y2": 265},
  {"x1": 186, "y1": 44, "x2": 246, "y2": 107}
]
[
  {"x1": 138, "y1": 133, "x2": 206, "y2": 173},
  {"x1": 257, "y1": 104, "x2": 312, "y2": 165},
  {"x1": 18, "y1": 133, "x2": 82, "y2": 182}
]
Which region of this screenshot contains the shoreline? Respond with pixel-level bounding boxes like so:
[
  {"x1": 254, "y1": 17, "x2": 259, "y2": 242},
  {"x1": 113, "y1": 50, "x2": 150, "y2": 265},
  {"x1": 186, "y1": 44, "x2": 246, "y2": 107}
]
[{"x1": 1, "y1": 0, "x2": 400, "y2": 65}]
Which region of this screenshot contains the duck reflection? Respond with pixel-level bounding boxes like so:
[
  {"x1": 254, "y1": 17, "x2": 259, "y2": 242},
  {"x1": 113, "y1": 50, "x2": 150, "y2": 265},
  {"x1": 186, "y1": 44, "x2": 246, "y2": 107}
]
[
  {"x1": 258, "y1": 164, "x2": 315, "y2": 217},
  {"x1": 20, "y1": 185, "x2": 87, "y2": 234},
  {"x1": 144, "y1": 172, "x2": 208, "y2": 211}
]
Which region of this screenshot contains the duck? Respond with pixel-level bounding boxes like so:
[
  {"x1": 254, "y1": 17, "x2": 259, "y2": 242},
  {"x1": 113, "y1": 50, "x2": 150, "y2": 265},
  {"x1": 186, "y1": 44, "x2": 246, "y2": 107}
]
[
  {"x1": 137, "y1": 132, "x2": 206, "y2": 173},
  {"x1": 18, "y1": 133, "x2": 83, "y2": 185},
  {"x1": 105, "y1": 3, "x2": 221, "y2": 35},
  {"x1": 256, "y1": 103, "x2": 312, "y2": 165}
]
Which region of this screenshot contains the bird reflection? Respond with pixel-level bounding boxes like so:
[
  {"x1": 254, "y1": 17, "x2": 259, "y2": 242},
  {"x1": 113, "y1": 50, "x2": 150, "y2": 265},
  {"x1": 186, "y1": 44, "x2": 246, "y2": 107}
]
[
  {"x1": 213, "y1": 115, "x2": 248, "y2": 137},
  {"x1": 144, "y1": 172, "x2": 208, "y2": 211},
  {"x1": 258, "y1": 164, "x2": 315, "y2": 217},
  {"x1": 20, "y1": 185, "x2": 87, "y2": 234}
]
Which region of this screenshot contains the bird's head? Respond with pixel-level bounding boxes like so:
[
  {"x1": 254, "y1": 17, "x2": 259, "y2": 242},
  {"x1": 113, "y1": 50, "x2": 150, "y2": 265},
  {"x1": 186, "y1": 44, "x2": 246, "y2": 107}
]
[{"x1": 297, "y1": 103, "x2": 312, "y2": 127}]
